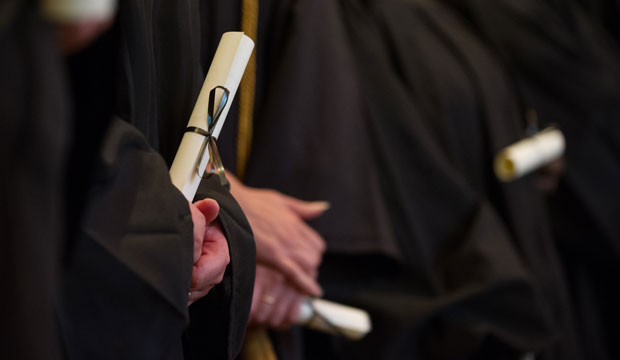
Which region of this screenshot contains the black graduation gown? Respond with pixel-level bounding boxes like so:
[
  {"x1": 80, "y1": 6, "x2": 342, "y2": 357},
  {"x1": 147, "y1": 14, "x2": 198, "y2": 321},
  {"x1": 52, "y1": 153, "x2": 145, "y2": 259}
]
[
  {"x1": 114, "y1": 1, "x2": 256, "y2": 358},
  {"x1": 439, "y1": 1, "x2": 620, "y2": 358},
  {"x1": 330, "y1": 1, "x2": 579, "y2": 358},
  {"x1": 0, "y1": 2, "x2": 68, "y2": 359},
  {"x1": 57, "y1": 118, "x2": 194, "y2": 359},
  {"x1": 184, "y1": 177, "x2": 256, "y2": 360},
  {"x1": 53, "y1": 13, "x2": 195, "y2": 357},
  {"x1": 210, "y1": 0, "x2": 578, "y2": 358},
  {"x1": 574, "y1": 0, "x2": 620, "y2": 45}
]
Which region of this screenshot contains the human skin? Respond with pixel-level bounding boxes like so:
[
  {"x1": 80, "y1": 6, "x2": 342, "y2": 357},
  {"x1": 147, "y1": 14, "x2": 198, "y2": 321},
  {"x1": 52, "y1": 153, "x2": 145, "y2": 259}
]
[
  {"x1": 248, "y1": 264, "x2": 304, "y2": 329},
  {"x1": 188, "y1": 199, "x2": 230, "y2": 305},
  {"x1": 55, "y1": 17, "x2": 114, "y2": 55},
  {"x1": 227, "y1": 172, "x2": 327, "y2": 297},
  {"x1": 54, "y1": 17, "x2": 231, "y2": 306}
]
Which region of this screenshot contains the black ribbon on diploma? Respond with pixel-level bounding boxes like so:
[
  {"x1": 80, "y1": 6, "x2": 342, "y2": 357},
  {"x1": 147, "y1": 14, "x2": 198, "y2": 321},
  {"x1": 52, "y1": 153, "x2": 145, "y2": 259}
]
[{"x1": 185, "y1": 86, "x2": 230, "y2": 187}]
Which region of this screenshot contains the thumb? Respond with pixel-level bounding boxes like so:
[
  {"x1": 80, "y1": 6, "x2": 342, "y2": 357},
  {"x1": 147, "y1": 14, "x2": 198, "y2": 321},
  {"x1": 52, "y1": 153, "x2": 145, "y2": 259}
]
[
  {"x1": 194, "y1": 198, "x2": 220, "y2": 223},
  {"x1": 282, "y1": 196, "x2": 330, "y2": 220}
]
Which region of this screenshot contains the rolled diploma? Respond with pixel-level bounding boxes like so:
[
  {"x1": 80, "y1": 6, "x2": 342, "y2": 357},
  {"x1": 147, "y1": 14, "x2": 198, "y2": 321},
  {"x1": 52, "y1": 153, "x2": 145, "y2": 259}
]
[
  {"x1": 169, "y1": 32, "x2": 254, "y2": 200},
  {"x1": 297, "y1": 298, "x2": 372, "y2": 340},
  {"x1": 494, "y1": 127, "x2": 565, "y2": 182},
  {"x1": 41, "y1": 0, "x2": 118, "y2": 22}
]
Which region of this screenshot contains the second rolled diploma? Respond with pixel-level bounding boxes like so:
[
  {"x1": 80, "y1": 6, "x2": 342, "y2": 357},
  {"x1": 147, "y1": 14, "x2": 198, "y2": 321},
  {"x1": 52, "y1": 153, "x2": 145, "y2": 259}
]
[{"x1": 494, "y1": 127, "x2": 565, "y2": 182}]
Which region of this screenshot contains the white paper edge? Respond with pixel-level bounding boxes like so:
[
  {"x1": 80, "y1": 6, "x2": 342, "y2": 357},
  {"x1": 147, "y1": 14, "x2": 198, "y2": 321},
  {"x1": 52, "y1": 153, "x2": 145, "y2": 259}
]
[
  {"x1": 169, "y1": 32, "x2": 254, "y2": 200},
  {"x1": 494, "y1": 128, "x2": 565, "y2": 182},
  {"x1": 297, "y1": 298, "x2": 372, "y2": 340}
]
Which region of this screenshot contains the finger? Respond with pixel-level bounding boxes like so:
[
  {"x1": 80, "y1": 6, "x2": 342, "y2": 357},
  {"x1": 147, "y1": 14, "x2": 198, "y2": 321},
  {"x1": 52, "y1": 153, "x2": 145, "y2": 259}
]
[
  {"x1": 547, "y1": 157, "x2": 566, "y2": 171},
  {"x1": 202, "y1": 224, "x2": 230, "y2": 265},
  {"x1": 187, "y1": 289, "x2": 209, "y2": 306},
  {"x1": 279, "y1": 225, "x2": 324, "y2": 275},
  {"x1": 295, "y1": 222, "x2": 327, "y2": 255},
  {"x1": 281, "y1": 196, "x2": 330, "y2": 220},
  {"x1": 284, "y1": 294, "x2": 304, "y2": 328},
  {"x1": 249, "y1": 284, "x2": 264, "y2": 324},
  {"x1": 255, "y1": 275, "x2": 285, "y2": 324},
  {"x1": 192, "y1": 233, "x2": 230, "y2": 290},
  {"x1": 288, "y1": 247, "x2": 322, "y2": 276},
  {"x1": 249, "y1": 265, "x2": 272, "y2": 323},
  {"x1": 195, "y1": 198, "x2": 220, "y2": 223},
  {"x1": 269, "y1": 287, "x2": 298, "y2": 329},
  {"x1": 536, "y1": 176, "x2": 560, "y2": 195},
  {"x1": 273, "y1": 257, "x2": 322, "y2": 297}
]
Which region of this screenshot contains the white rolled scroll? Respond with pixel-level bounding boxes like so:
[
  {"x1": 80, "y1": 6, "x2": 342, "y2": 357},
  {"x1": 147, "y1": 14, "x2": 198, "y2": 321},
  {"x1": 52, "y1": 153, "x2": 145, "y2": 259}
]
[
  {"x1": 41, "y1": 0, "x2": 118, "y2": 22},
  {"x1": 169, "y1": 32, "x2": 254, "y2": 201},
  {"x1": 297, "y1": 298, "x2": 372, "y2": 340},
  {"x1": 494, "y1": 127, "x2": 565, "y2": 182}
]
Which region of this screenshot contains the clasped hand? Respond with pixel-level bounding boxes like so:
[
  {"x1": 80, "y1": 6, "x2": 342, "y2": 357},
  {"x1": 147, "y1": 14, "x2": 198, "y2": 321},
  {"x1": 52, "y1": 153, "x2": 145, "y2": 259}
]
[
  {"x1": 187, "y1": 199, "x2": 230, "y2": 305},
  {"x1": 228, "y1": 173, "x2": 328, "y2": 297}
]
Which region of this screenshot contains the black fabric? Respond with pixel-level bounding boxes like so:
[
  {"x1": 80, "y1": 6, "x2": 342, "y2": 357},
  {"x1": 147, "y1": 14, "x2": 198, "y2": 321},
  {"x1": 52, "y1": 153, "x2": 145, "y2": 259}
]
[
  {"x1": 334, "y1": 1, "x2": 579, "y2": 357},
  {"x1": 345, "y1": 1, "x2": 580, "y2": 359},
  {"x1": 184, "y1": 176, "x2": 256, "y2": 360},
  {"x1": 198, "y1": 0, "x2": 242, "y2": 171},
  {"x1": 209, "y1": 0, "x2": 580, "y2": 358},
  {"x1": 57, "y1": 118, "x2": 194, "y2": 359},
  {"x1": 575, "y1": 0, "x2": 620, "y2": 45},
  {"x1": 115, "y1": 1, "x2": 257, "y2": 358},
  {"x1": 64, "y1": 15, "x2": 121, "y2": 253},
  {"x1": 115, "y1": 0, "x2": 203, "y2": 163},
  {"x1": 52, "y1": 1, "x2": 197, "y2": 357},
  {"x1": 1, "y1": 0, "x2": 254, "y2": 358},
  {"x1": 440, "y1": 1, "x2": 620, "y2": 358},
  {"x1": 0, "y1": 3, "x2": 68, "y2": 359},
  {"x1": 239, "y1": 0, "x2": 402, "y2": 258}
]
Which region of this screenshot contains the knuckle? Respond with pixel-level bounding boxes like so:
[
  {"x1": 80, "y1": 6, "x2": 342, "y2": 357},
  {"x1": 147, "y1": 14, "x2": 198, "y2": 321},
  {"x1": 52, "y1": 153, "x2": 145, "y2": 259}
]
[
  {"x1": 308, "y1": 254, "x2": 322, "y2": 269},
  {"x1": 216, "y1": 271, "x2": 225, "y2": 284},
  {"x1": 317, "y1": 238, "x2": 327, "y2": 252},
  {"x1": 265, "y1": 189, "x2": 280, "y2": 198}
]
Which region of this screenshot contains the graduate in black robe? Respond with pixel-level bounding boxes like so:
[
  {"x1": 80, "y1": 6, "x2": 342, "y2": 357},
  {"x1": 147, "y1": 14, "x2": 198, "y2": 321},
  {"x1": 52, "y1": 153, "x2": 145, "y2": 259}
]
[
  {"x1": 439, "y1": 1, "x2": 620, "y2": 358},
  {"x1": 332, "y1": 1, "x2": 580, "y2": 358},
  {"x1": 203, "y1": 0, "x2": 581, "y2": 358},
  {"x1": 55, "y1": 0, "x2": 255, "y2": 358},
  {"x1": 0, "y1": 1, "x2": 68, "y2": 359},
  {"x1": 114, "y1": 1, "x2": 256, "y2": 358}
]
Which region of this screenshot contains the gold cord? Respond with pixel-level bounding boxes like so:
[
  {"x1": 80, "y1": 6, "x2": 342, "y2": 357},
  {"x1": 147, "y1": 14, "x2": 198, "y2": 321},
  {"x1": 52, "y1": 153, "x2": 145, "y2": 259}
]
[
  {"x1": 237, "y1": 0, "x2": 259, "y2": 179},
  {"x1": 239, "y1": 2, "x2": 277, "y2": 359},
  {"x1": 241, "y1": 328, "x2": 278, "y2": 360}
]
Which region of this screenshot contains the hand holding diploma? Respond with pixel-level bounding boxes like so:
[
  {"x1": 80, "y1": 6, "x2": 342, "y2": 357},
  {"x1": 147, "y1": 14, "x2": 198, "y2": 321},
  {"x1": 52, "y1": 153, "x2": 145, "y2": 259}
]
[
  {"x1": 168, "y1": 33, "x2": 253, "y2": 305},
  {"x1": 187, "y1": 199, "x2": 230, "y2": 306},
  {"x1": 249, "y1": 265, "x2": 372, "y2": 339},
  {"x1": 534, "y1": 157, "x2": 566, "y2": 194}
]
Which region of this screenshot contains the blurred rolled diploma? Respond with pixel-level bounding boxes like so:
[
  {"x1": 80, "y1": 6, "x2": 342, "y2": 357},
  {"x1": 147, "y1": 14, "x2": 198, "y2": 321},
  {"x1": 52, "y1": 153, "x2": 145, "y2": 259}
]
[
  {"x1": 41, "y1": 0, "x2": 118, "y2": 22},
  {"x1": 169, "y1": 32, "x2": 254, "y2": 201},
  {"x1": 297, "y1": 298, "x2": 372, "y2": 340},
  {"x1": 494, "y1": 127, "x2": 565, "y2": 182}
]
